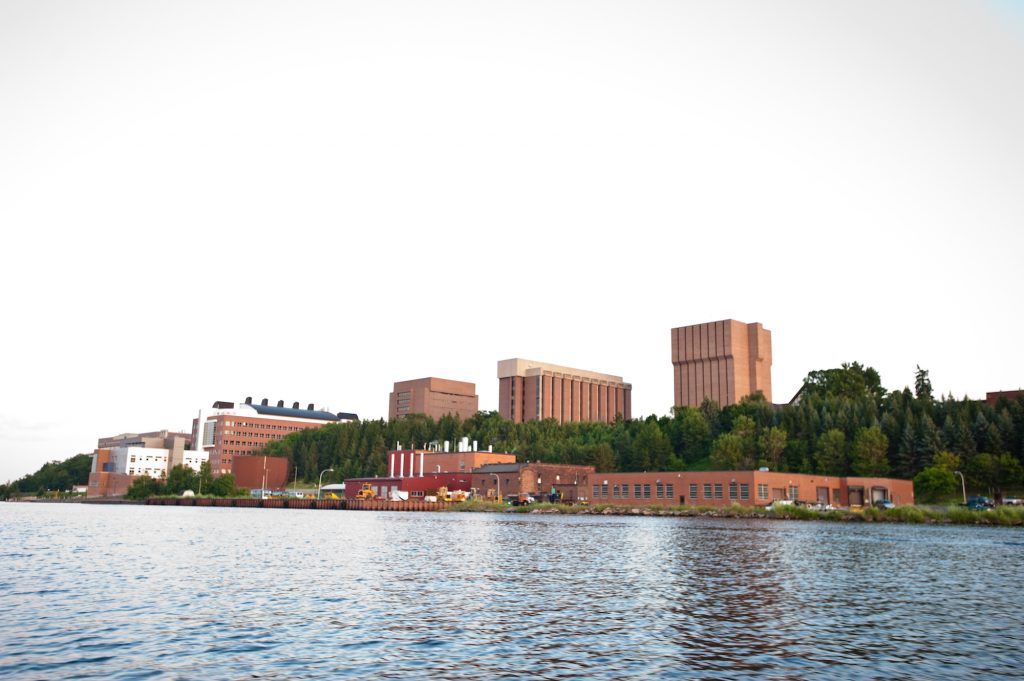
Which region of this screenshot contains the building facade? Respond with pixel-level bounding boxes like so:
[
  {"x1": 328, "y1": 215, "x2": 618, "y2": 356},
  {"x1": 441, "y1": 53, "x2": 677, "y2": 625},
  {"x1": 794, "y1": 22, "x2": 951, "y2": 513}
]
[
  {"x1": 88, "y1": 430, "x2": 206, "y2": 498},
  {"x1": 585, "y1": 470, "x2": 913, "y2": 508},
  {"x1": 388, "y1": 377, "x2": 479, "y2": 421},
  {"x1": 343, "y1": 472, "x2": 476, "y2": 500},
  {"x1": 497, "y1": 358, "x2": 631, "y2": 424},
  {"x1": 671, "y1": 319, "x2": 772, "y2": 407},
  {"x1": 192, "y1": 398, "x2": 357, "y2": 476},
  {"x1": 387, "y1": 448, "x2": 515, "y2": 477},
  {"x1": 472, "y1": 463, "x2": 596, "y2": 502}
]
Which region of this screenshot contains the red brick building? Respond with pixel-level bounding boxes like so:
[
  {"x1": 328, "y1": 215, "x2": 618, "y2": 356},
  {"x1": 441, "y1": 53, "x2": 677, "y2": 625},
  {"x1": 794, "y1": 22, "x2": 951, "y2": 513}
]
[
  {"x1": 473, "y1": 463, "x2": 596, "y2": 502},
  {"x1": 389, "y1": 377, "x2": 479, "y2": 421},
  {"x1": 498, "y1": 359, "x2": 631, "y2": 424},
  {"x1": 193, "y1": 398, "x2": 357, "y2": 476},
  {"x1": 672, "y1": 319, "x2": 772, "y2": 407},
  {"x1": 471, "y1": 464, "x2": 912, "y2": 507},
  {"x1": 586, "y1": 470, "x2": 913, "y2": 507},
  {"x1": 344, "y1": 472, "x2": 475, "y2": 500}
]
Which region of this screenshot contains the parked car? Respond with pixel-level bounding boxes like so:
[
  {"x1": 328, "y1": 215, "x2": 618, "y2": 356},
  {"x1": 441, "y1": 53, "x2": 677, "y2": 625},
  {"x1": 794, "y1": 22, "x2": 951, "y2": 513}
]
[
  {"x1": 873, "y1": 499, "x2": 896, "y2": 510},
  {"x1": 765, "y1": 499, "x2": 794, "y2": 511},
  {"x1": 963, "y1": 495, "x2": 994, "y2": 511},
  {"x1": 1002, "y1": 497, "x2": 1023, "y2": 506}
]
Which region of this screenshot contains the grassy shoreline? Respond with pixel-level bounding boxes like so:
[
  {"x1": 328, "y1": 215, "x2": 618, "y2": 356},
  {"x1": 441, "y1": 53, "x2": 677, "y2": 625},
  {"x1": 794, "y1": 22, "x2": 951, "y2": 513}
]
[{"x1": 446, "y1": 500, "x2": 1024, "y2": 526}]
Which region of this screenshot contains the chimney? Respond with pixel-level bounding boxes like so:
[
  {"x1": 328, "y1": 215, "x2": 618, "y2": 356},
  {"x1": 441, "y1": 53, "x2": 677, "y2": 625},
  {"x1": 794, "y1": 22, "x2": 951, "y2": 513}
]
[
  {"x1": 261, "y1": 398, "x2": 268, "y2": 406},
  {"x1": 245, "y1": 396, "x2": 252, "y2": 404},
  {"x1": 293, "y1": 402, "x2": 299, "y2": 409},
  {"x1": 307, "y1": 403, "x2": 314, "y2": 410},
  {"x1": 277, "y1": 400, "x2": 284, "y2": 408}
]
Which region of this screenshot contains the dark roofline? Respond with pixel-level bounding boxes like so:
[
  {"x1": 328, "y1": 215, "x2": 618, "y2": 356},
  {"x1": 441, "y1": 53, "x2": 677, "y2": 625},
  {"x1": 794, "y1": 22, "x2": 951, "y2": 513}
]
[{"x1": 249, "y1": 404, "x2": 341, "y2": 421}]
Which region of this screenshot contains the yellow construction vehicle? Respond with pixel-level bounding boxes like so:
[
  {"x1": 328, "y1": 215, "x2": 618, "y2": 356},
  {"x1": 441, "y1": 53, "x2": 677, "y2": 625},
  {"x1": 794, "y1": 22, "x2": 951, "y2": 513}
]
[{"x1": 356, "y1": 483, "x2": 376, "y2": 500}]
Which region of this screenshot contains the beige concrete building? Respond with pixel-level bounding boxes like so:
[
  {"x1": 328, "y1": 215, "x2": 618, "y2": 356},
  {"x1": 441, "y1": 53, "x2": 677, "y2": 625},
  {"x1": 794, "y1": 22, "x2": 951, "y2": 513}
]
[
  {"x1": 671, "y1": 319, "x2": 772, "y2": 407},
  {"x1": 497, "y1": 358, "x2": 631, "y2": 424},
  {"x1": 389, "y1": 378, "x2": 479, "y2": 421}
]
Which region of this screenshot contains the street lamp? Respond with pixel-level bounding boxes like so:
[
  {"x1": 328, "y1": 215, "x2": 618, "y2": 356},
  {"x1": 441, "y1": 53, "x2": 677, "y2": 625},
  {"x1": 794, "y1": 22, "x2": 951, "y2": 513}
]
[
  {"x1": 491, "y1": 473, "x2": 501, "y2": 503},
  {"x1": 318, "y1": 468, "x2": 335, "y2": 500},
  {"x1": 954, "y1": 470, "x2": 966, "y2": 504}
]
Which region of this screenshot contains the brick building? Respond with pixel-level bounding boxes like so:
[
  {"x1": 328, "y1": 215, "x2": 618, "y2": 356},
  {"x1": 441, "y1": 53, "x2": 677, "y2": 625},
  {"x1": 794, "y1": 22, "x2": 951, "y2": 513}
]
[
  {"x1": 388, "y1": 377, "x2": 479, "y2": 421},
  {"x1": 497, "y1": 358, "x2": 631, "y2": 424},
  {"x1": 586, "y1": 470, "x2": 913, "y2": 508},
  {"x1": 88, "y1": 430, "x2": 206, "y2": 498},
  {"x1": 671, "y1": 319, "x2": 772, "y2": 407},
  {"x1": 192, "y1": 398, "x2": 357, "y2": 476},
  {"x1": 387, "y1": 447, "x2": 515, "y2": 477},
  {"x1": 473, "y1": 462, "x2": 596, "y2": 502}
]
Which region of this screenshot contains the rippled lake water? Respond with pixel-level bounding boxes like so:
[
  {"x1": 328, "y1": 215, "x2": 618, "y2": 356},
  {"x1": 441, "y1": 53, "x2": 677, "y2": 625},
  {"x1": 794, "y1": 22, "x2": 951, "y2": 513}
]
[{"x1": 1, "y1": 503, "x2": 1022, "y2": 680}]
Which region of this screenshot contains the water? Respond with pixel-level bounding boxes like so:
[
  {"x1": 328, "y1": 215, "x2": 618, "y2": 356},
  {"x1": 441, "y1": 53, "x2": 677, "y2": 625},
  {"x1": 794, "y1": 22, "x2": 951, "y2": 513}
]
[{"x1": 1, "y1": 504, "x2": 1022, "y2": 680}]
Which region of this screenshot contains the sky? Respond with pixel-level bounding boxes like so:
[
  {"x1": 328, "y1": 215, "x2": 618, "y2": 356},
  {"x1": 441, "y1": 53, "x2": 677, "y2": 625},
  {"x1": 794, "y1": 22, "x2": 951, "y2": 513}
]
[{"x1": 1, "y1": 0, "x2": 1022, "y2": 483}]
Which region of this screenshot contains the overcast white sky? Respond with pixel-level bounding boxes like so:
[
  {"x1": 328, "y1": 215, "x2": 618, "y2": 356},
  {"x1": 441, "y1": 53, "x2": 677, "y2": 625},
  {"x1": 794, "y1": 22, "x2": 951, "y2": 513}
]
[{"x1": 1, "y1": 1, "x2": 1022, "y2": 482}]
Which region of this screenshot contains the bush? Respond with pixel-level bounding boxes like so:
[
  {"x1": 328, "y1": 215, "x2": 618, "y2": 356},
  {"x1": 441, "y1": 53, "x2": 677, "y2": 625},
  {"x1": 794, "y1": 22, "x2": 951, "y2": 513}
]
[{"x1": 914, "y1": 466, "x2": 957, "y2": 504}]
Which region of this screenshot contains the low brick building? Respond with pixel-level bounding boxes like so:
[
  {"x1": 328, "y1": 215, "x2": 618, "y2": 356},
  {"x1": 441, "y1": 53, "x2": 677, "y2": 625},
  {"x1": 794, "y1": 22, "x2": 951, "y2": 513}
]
[
  {"x1": 344, "y1": 472, "x2": 475, "y2": 500},
  {"x1": 586, "y1": 470, "x2": 913, "y2": 508},
  {"x1": 473, "y1": 463, "x2": 596, "y2": 502}
]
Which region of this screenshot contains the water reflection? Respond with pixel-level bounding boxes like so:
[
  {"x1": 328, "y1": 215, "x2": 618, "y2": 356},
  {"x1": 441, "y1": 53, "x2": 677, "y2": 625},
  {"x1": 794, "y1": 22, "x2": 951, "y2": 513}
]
[{"x1": 0, "y1": 505, "x2": 1021, "y2": 679}]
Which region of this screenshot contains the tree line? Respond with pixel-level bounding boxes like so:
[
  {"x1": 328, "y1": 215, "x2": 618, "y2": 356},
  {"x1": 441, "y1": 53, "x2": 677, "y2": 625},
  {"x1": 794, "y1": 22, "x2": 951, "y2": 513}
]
[{"x1": 264, "y1": 363, "x2": 1024, "y2": 502}]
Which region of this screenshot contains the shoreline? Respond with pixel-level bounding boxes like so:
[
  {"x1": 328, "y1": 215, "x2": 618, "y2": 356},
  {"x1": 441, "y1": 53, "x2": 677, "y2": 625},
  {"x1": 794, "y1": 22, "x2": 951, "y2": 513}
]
[{"x1": 8, "y1": 496, "x2": 1024, "y2": 526}]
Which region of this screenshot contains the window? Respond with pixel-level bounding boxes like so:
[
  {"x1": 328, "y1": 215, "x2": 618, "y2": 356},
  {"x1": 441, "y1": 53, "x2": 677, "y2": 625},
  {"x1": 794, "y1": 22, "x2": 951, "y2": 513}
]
[
  {"x1": 613, "y1": 484, "x2": 619, "y2": 498},
  {"x1": 656, "y1": 483, "x2": 664, "y2": 499},
  {"x1": 666, "y1": 483, "x2": 674, "y2": 499},
  {"x1": 703, "y1": 483, "x2": 712, "y2": 499},
  {"x1": 758, "y1": 484, "x2": 768, "y2": 500},
  {"x1": 729, "y1": 482, "x2": 738, "y2": 500},
  {"x1": 789, "y1": 485, "x2": 799, "y2": 501},
  {"x1": 690, "y1": 483, "x2": 698, "y2": 500},
  {"x1": 601, "y1": 483, "x2": 609, "y2": 497},
  {"x1": 714, "y1": 483, "x2": 723, "y2": 499},
  {"x1": 740, "y1": 484, "x2": 749, "y2": 500},
  {"x1": 634, "y1": 484, "x2": 641, "y2": 499},
  {"x1": 643, "y1": 484, "x2": 651, "y2": 499},
  {"x1": 593, "y1": 485, "x2": 600, "y2": 498}
]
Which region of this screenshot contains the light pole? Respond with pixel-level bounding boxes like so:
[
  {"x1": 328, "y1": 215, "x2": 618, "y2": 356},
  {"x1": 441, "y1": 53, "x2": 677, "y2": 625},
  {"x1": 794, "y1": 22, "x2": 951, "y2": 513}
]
[
  {"x1": 318, "y1": 468, "x2": 334, "y2": 500},
  {"x1": 491, "y1": 473, "x2": 501, "y2": 503},
  {"x1": 954, "y1": 470, "x2": 966, "y2": 504}
]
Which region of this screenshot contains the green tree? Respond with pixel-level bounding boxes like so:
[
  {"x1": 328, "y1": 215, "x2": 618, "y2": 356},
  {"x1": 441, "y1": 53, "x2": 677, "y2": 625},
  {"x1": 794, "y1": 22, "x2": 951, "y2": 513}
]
[
  {"x1": 632, "y1": 420, "x2": 672, "y2": 471},
  {"x1": 967, "y1": 453, "x2": 1024, "y2": 500},
  {"x1": 758, "y1": 427, "x2": 788, "y2": 471},
  {"x1": 125, "y1": 475, "x2": 162, "y2": 500},
  {"x1": 209, "y1": 473, "x2": 239, "y2": 497},
  {"x1": 815, "y1": 429, "x2": 847, "y2": 475},
  {"x1": 914, "y1": 365, "x2": 933, "y2": 401},
  {"x1": 198, "y1": 461, "x2": 214, "y2": 494},
  {"x1": 913, "y1": 466, "x2": 957, "y2": 504},
  {"x1": 850, "y1": 427, "x2": 890, "y2": 476},
  {"x1": 710, "y1": 433, "x2": 751, "y2": 470},
  {"x1": 673, "y1": 407, "x2": 712, "y2": 465},
  {"x1": 164, "y1": 465, "x2": 198, "y2": 495}
]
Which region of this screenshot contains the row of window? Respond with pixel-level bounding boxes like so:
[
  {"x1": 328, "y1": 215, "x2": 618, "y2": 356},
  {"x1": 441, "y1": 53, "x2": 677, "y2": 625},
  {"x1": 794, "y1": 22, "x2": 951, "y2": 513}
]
[
  {"x1": 592, "y1": 482, "x2": 675, "y2": 500},
  {"x1": 686, "y1": 482, "x2": 751, "y2": 501}
]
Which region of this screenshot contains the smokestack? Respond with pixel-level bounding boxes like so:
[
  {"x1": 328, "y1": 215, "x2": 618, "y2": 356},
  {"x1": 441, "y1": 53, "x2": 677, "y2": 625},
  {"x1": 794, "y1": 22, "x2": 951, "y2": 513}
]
[
  {"x1": 444, "y1": 440, "x2": 450, "y2": 453},
  {"x1": 473, "y1": 440, "x2": 478, "y2": 452}
]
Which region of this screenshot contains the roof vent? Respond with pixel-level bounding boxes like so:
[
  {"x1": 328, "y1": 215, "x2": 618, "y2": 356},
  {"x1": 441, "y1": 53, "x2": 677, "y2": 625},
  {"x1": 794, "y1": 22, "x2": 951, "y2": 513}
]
[
  {"x1": 245, "y1": 396, "x2": 252, "y2": 404},
  {"x1": 307, "y1": 403, "x2": 315, "y2": 410},
  {"x1": 292, "y1": 402, "x2": 300, "y2": 409},
  {"x1": 261, "y1": 398, "x2": 269, "y2": 406},
  {"x1": 277, "y1": 400, "x2": 284, "y2": 408}
]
